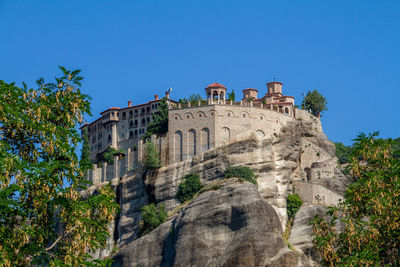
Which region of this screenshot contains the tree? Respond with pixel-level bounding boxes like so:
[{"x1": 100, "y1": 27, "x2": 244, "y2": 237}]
[
  {"x1": 176, "y1": 174, "x2": 203, "y2": 203},
  {"x1": 144, "y1": 142, "x2": 161, "y2": 169},
  {"x1": 334, "y1": 142, "x2": 352, "y2": 164},
  {"x1": 80, "y1": 128, "x2": 93, "y2": 171},
  {"x1": 0, "y1": 67, "x2": 119, "y2": 266},
  {"x1": 139, "y1": 203, "x2": 168, "y2": 236},
  {"x1": 312, "y1": 132, "x2": 400, "y2": 266},
  {"x1": 143, "y1": 97, "x2": 168, "y2": 141},
  {"x1": 188, "y1": 93, "x2": 203, "y2": 104},
  {"x1": 227, "y1": 89, "x2": 235, "y2": 102},
  {"x1": 301, "y1": 89, "x2": 327, "y2": 117}
]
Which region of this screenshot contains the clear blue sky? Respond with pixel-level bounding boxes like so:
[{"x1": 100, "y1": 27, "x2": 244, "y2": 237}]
[{"x1": 1, "y1": 0, "x2": 399, "y2": 145}]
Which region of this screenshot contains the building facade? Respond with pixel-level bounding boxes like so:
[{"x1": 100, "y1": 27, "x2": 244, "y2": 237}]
[{"x1": 82, "y1": 81, "x2": 299, "y2": 179}]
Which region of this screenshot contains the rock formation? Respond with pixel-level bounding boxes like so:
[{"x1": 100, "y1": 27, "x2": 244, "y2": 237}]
[{"x1": 90, "y1": 113, "x2": 349, "y2": 265}]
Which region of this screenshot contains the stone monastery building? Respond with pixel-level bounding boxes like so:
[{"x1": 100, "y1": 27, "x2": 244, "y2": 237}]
[{"x1": 82, "y1": 81, "x2": 309, "y2": 183}]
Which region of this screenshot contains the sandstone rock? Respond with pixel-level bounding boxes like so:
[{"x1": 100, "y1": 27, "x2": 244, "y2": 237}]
[
  {"x1": 288, "y1": 204, "x2": 327, "y2": 262},
  {"x1": 113, "y1": 181, "x2": 311, "y2": 266}
]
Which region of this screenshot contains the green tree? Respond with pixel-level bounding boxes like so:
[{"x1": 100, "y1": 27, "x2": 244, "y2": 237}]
[
  {"x1": 335, "y1": 142, "x2": 352, "y2": 164},
  {"x1": 286, "y1": 194, "x2": 303, "y2": 219},
  {"x1": 0, "y1": 67, "x2": 119, "y2": 266},
  {"x1": 79, "y1": 128, "x2": 93, "y2": 171},
  {"x1": 144, "y1": 142, "x2": 161, "y2": 169},
  {"x1": 96, "y1": 146, "x2": 125, "y2": 165},
  {"x1": 227, "y1": 89, "x2": 235, "y2": 101},
  {"x1": 143, "y1": 97, "x2": 168, "y2": 141},
  {"x1": 176, "y1": 174, "x2": 203, "y2": 203},
  {"x1": 312, "y1": 132, "x2": 400, "y2": 266},
  {"x1": 140, "y1": 203, "x2": 168, "y2": 236},
  {"x1": 188, "y1": 93, "x2": 203, "y2": 104},
  {"x1": 301, "y1": 89, "x2": 327, "y2": 117},
  {"x1": 225, "y1": 166, "x2": 257, "y2": 186}
]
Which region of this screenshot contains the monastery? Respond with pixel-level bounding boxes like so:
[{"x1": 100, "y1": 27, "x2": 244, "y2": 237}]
[{"x1": 81, "y1": 81, "x2": 314, "y2": 183}]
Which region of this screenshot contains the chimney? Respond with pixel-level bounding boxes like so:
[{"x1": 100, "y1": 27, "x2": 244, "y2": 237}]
[
  {"x1": 128, "y1": 100, "x2": 132, "y2": 107},
  {"x1": 154, "y1": 95, "x2": 159, "y2": 100}
]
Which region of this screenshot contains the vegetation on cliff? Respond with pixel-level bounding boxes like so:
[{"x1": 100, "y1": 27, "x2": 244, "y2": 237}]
[
  {"x1": 144, "y1": 142, "x2": 161, "y2": 169},
  {"x1": 176, "y1": 174, "x2": 203, "y2": 203},
  {"x1": 139, "y1": 203, "x2": 168, "y2": 236},
  {"x1": 0, "y1": 67, "x2": 119, "y2": 266},
  {"x1": 287, "y1": 194, "x2": 303, "y2": 219},
  {"x1": 225, "y1": 166, "x2": 257, "y2": 186},
  {"x1": 301, "y1": 89, "x2": 327, "y2": 117},
  {"x1": 312, "y1": 132, "x2": 400, "y2": 266}
]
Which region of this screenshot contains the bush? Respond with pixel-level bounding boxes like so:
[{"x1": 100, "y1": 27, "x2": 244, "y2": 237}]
[
  {"x1": 176, "y1": 174, "x2": 203, "y2": 203},
  {"x1": 96, "y1": 146, "x2": 125, "y2": 165},
  {"x1": 140, "y1": 203, "x2": 168, "y2": 236},
  {"x1": 144, "y1": 142, "x2": 161, "y2": 169},
  {"x1": 287, "y1": 194, "x2": 303, "y2": 219},
  {"x1": 224, "y1": 166, "x2": 257, "y2": 186}
]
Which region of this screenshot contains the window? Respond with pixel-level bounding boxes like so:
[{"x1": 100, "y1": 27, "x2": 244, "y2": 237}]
[
  {"x1": 129, "y1": 131, "x2": 133, "y2": 139},
  {"x1": 129, "y1": 121, "x2": 133, "y2": 128},
  {"x1": 129, "y1": 111, "x2": 133, "y2": 118},
  {"x1": 122, "y1": 112, "x2": 126, "y2": 120}
]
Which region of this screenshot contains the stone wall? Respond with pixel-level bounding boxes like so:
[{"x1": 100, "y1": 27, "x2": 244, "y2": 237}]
[{"x1": 168, "y1": 103, "x2": 296, "y2": 164}]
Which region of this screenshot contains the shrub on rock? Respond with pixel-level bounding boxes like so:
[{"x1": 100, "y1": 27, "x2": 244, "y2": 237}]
[
  {"x1": 287, "y1": 194, "x2": 303, "y2": 219},
  {"x1": 176, "y1": 174, "x2": 203, "y2": 203},
  {"x1": 225, "y1": 166, "x2": 257, "y2": 186},
  {"x1": 140, "y1": 203, "x2": 168, "y2": 236}
]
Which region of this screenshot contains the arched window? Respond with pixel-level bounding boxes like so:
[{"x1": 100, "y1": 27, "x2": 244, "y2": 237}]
[
  {"x1": 108, "y1": 135, "x2": 111, "y2": 143},
  {"x1": 146, "y1": 107, "x2": 150, "y2": 113},
  {"x1": 141, "y1": 108, "x2": 145, "y2": 115},
  {"x1": 134, "y1": 130, "x2": 138, "y2": 135},
  {"x1": 285, "y1": 107, "x2": 289, "y2": 114},
  {"x1": 201, "y1": 128, "x2": 210, "y2": 151},
  {"x1": 134, "y1": 110, "x2": 138, "y2": 116},
  {"x1": 129, "y1": 111, "x2": 133, "y2": 118},
  {"x1": 175, "y1": 130, "x2": 183, "y2": 162},
  {"x1": 129, "y1": 131, "x2": 133, "y2": 139},
  {"x1": 141, "y1": 118, "x2": 145, "y2": 126},
  {"x1": 122, "y1": 112, "x2": 126, "y2": 120},
  {"x1": 135, "y1": 120, "x2": 138, "y2": 126},
  {"x1": 188, "y1": 129, "x2": 196, "y2": 157},
  {"x1": 129, "y1": 121, "x2": 133, "y2": 128}
]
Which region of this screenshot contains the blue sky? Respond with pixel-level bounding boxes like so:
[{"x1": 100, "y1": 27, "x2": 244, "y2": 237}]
[{"x1": 1, "y1": 0, "x2": 399, "y2": 145}]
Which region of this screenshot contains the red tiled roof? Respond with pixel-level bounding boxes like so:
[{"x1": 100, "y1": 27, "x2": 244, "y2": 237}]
[{"x1": 206, "y1": 82, "x2": 226, "y2": 89}]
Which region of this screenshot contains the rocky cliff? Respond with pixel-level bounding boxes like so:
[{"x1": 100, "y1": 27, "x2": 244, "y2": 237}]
[{"x1": 94, "y1": 114, "x2": 349, "y2": 265}]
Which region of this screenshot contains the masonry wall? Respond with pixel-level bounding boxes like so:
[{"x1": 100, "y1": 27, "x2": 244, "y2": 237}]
[
  {"x1": 168, "y1": 105, "x2": 216, "y2": 163},
  {"x1": 168, "y1": 103, "x2": 296, "y2": 163}
]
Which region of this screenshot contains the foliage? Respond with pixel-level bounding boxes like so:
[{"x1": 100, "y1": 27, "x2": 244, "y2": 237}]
[
  {"x1": 79, "y1": 128, "x2": 93, "y2": 171},
  {"x1": 144, "y1": 142, "x2": 161, "y2": 169},
  {"x1": 335, "y1": 142, "x2": 352, "y2": 164},
  {"x1": 311, "y1": 132, "x2": 400, "y2": 266},
  {"x1": 96, "y1": 146, "x2": 125, "y2": 165},
  {"x1": 224, "y1": 166, "x2": 257, "y2": 186},
  {"x1": 0, "y1": 67, "x2": 119, "y2": 266},
  {"x1": 143, "y1": 97, "x2": 168, "y2": 140},
  {"x1": 286, "y1": 194, "x2": 303, "y2": 219},
  {"x1": 301, "y1": 89, "x2": 327, "y2": 117},
  {"x1": 227, "y1": 89, "x2": 235, "y2": 102},
  {"x1": 188, "y1": 93, "x2": 203, "y2": 103},
  {"x1": 176, "y1": 174, "x2": 203, "y2": 203},
  {"x1": 178, "y1": 94, "x2": 203, "y2": 106},
  {"x1": 140, "y1": 203, "x2": 168, "y2": 236}
]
